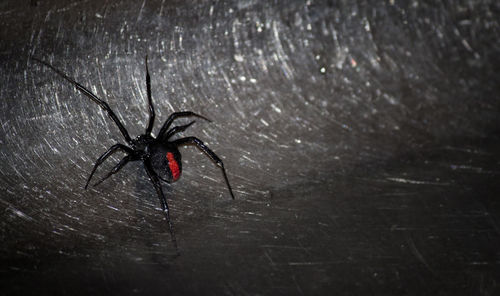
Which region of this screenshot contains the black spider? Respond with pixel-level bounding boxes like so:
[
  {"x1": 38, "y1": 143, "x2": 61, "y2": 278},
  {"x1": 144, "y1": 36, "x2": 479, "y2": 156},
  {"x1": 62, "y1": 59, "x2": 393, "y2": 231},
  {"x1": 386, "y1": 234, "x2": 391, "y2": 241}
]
[{"x1": 32, "y1": 56, "x2": 235, "y2": 251}]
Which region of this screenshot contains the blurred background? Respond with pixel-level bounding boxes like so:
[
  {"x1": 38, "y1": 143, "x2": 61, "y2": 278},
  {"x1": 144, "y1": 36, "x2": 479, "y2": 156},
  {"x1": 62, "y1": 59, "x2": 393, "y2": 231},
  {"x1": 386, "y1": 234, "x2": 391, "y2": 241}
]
[{"x1": 1, "y1": 0, "x2": 499, "y2": 295}]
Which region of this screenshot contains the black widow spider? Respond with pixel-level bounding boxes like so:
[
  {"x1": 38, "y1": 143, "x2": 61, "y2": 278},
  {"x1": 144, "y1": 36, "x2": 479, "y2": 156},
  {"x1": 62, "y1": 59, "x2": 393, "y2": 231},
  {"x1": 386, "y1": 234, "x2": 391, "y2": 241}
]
[{"x1": 32, "y1": 56, "x2": 235, "y2": 251}]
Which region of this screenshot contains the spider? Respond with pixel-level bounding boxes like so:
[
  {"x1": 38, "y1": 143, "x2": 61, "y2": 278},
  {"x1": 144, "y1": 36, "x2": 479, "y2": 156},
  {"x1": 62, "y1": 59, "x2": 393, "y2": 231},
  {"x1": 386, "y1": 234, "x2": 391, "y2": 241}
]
[{"x1": 32, "y1": 56, "x2": 235, "y2": 251}]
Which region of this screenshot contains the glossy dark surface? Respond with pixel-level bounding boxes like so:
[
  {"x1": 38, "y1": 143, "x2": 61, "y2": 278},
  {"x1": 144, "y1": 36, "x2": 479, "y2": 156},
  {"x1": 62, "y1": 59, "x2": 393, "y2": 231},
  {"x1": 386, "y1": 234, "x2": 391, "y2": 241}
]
[{"x1": 1, "y1": 1, "x2": 499, "y2": 295}]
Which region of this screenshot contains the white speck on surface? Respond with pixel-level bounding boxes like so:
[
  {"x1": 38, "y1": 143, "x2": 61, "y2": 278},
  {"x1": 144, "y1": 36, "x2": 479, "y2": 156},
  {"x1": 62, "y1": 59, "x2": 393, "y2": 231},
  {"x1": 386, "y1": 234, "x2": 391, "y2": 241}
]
[
  {"x1": 234, "y1": 54, "x2": 244, "y2": 62},
  {"x1": 270, "y1": 104, "x2": 282, "y2": 114}
]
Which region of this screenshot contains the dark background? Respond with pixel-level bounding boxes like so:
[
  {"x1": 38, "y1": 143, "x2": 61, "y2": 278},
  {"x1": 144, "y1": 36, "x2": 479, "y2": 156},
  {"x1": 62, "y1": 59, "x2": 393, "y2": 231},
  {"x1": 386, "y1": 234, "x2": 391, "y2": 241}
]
[{"x1": 1, "y1": 0, "x2": 499, "y2": 295}]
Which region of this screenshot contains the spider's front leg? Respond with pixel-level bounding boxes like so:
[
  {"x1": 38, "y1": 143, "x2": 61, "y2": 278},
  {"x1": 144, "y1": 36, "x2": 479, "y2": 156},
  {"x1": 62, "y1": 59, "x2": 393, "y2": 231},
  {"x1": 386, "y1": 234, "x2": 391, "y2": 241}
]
[
  {"x1": 162, "y1": 120, "x2": 196, "y2": 141},
  {"x1": 157, "y1": 112, "x2": 211, "y2": 140},
  {"x1": 31, "y1": 57, "x2": 134, "y2": 144},
  {"x1": 144, "y1": 159, "x2": 179, "y2": 252},
  {"x1": 144, "y1": 56, "x2": 155, "y2": 135}
]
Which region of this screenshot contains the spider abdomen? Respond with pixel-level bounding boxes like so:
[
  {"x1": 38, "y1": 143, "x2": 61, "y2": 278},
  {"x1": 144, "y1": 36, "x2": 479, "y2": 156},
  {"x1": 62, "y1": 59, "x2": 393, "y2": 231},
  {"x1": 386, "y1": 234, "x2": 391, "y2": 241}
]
[
  {"x1": 166, "y1": 152, "x2": 180, "y2": 181},
  {"x1": 149, "y1": 143, "x2": 182, "y2": 183}
]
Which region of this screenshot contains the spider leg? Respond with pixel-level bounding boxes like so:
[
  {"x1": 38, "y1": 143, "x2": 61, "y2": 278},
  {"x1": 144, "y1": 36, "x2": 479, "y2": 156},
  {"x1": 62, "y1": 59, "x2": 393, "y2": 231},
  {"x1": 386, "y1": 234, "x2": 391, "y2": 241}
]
[
  {"x1": 157, "y1": 112, "x2": 211, "y2": 140},
  {"x1": 85, "y1": 144, "x2": 134, "y2": 189},
  {"x1": 144, "y1": 56, "x2": 155, "y2": 135},
  {"x1": 144, "y1": 159, "x2": 179, "y2": 252},
  {"x1": 161, "y1": 120, "x2": 196, "y2": 141},
  {"x1": 92, "y1": 154, "x2": 133, "y2": 187},
  {"x1": 172, "y1": 137, "x2": 235, "y2": 200},
  {"x1": 31, "y1": 57, "x2": 133, "y2": 144}
]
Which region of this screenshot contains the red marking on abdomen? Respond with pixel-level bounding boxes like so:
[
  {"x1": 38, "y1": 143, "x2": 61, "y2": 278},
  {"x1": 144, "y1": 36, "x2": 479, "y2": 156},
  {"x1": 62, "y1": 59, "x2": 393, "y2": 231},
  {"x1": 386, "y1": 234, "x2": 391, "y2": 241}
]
[{"x1": 166, "y1": 152, "x2": 180, "y2": 181}]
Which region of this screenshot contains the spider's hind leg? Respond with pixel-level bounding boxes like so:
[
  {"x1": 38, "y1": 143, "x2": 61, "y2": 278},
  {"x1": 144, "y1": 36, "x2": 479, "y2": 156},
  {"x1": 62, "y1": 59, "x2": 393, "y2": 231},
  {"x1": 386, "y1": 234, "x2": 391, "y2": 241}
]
[
  {"x1": 144, "y1": 159, "x2": 179, "y2": 253},
  {"x1": 172, "y1": 136, "x2": 235, "y2": 200},
  {"x1": 85, "y1": 144, "x2": 133, "y2": 189},
  {"x1": 92, "y1": 155, "x2": 133, "y2": 187}
]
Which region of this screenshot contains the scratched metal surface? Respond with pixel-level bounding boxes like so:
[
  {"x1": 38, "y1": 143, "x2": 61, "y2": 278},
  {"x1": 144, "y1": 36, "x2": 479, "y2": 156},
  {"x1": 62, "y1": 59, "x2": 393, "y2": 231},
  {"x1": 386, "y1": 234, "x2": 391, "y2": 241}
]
[{"x1": 1, "y1": 0, "x2": 500, "y2": 295}]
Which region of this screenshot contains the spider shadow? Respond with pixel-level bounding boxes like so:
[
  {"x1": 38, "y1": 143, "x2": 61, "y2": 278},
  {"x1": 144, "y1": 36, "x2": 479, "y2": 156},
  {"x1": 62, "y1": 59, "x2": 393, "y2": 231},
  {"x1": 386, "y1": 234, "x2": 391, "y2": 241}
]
[{"x1": 90, "y1": 160, "x2": 179, "y2": 261}]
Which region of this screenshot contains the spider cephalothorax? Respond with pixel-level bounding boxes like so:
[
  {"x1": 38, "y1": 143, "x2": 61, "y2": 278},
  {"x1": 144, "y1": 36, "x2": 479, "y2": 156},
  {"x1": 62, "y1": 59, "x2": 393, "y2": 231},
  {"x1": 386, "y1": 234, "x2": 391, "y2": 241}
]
[{"x1": 32, "y1": 56, "x2": 235, "y2": 251}]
